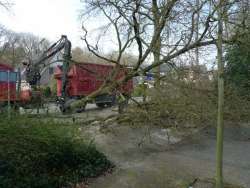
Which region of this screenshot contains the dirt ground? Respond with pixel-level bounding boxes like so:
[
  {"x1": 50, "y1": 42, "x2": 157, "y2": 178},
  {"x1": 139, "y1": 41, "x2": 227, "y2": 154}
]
[{"x1": 79, "y1": 110, "x2": 250, "y2": 188}]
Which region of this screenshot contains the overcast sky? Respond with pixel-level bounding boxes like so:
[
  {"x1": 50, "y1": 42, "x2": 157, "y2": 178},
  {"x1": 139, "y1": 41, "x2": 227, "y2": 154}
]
[
  {"x1": 0, "y1": 0, "x2": 216, "y2": 67},
  {"x1": 0, "y1": 0, "x2": 86, "y2": 47}
]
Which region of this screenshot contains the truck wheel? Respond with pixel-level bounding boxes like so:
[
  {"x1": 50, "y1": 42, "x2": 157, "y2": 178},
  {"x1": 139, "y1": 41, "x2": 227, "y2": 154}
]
[
  {"x1": 96, "y1": 103, "x2": 106, "y2": 108},
  {"x1": 105, "y1": 102, "x2": 113, "y2": 107}
]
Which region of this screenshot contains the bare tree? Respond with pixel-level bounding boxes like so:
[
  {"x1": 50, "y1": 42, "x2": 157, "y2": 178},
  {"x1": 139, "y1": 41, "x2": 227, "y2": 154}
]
[
  {"x1": 0, "y1": 25, "x2": 8, "y2": 58},
  {"x1": 77, "y1": 0, "x2": 242, "y2": 102},
  {"x1": 151, "y1": 0, "x2": 162, "y2": 85},
  {"x1": 195, "y1": 0, "x2": 200, "y2": 65},
  {"x1": 77, "y1": 1, "x2": 249, "y2": 187},
  {"x1": 0, "y1": 30, "x2": 23, "y2": 66},
  {"x1": 18, "y1": 33, "x2": 50, "y2": 63},
  {"x1": 0, "y1": 30, "x2": 50, "y2": 66},
  {"x1": 0, "y1": 0, "x2": 13, "y2": 10}
]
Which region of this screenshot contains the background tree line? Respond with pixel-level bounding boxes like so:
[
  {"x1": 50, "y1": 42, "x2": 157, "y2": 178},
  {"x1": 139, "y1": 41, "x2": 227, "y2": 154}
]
[{"x1": 0, "y1": 25, "x2": 50, "y2": 67}]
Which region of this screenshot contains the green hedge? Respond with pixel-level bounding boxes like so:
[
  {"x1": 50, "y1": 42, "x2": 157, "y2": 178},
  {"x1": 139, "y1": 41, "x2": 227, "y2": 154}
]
[{"x1": 0, "y1": 116, "x2": 113, "y2": 188}]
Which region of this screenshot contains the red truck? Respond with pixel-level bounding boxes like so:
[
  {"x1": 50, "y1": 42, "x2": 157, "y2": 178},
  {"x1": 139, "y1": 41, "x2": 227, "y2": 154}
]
[
  {"x1": 54, "y1": 63, "x2": 133, "y2": 110},
  {"x1": 0, "y1": 63, "x2": 17, "y2": 105},
  {"x1": 0, "y1": 61, "x2": 133, "y2": 112},
  {"x1": 1, "y1": 36, "x2": 133, "y2": 112},
  {"x1": 0, "y1": 63, "x2": 31, "y2": 108}
]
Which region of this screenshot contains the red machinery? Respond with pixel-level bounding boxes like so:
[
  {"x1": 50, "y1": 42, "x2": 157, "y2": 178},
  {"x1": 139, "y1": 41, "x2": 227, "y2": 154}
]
[
  {"x1": 0, "y1": 63, "x2": 17, "y2": 103},
  {"x1": 0, "y1": 63, "x2": 31, "y2": 106},
  {"x1": 3, "y1": 35, "x2": 133, "y2": 112},
  {"x1": 54, "y1": 63, "x2": 133, "y2": 109}
]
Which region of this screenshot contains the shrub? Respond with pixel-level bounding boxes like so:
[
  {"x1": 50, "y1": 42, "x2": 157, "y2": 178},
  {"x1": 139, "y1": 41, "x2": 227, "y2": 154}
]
[
  {"x1": 129, "y1": 79, "x2": 216, "y2": 128},
  {"x1": 132, "y1": 83, "x2": 147, "y2": 97},
  {"x1": 123, "y1": 74, "x2": 250, "y2": 128},
  {"x1": 43, "y1": 86, "x2": 52, "y2": 98},
  {"x1": 224, "y1": 86, "x2": 250, "y2": 122},
  {"x1": 0, "y1": 115, "x2": 113, "y2": 188}
]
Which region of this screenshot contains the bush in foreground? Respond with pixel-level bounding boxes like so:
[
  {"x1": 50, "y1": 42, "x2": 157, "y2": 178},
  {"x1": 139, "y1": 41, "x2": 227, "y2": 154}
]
[{"x1": 0, "y1": 115, "x2": 113, "y2": 188}]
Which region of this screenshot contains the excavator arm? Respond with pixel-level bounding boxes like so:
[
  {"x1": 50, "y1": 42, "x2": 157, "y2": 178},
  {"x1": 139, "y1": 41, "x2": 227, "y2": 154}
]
[{"x1": 25, "y1": 35, "x2": 72, "y2": 100}]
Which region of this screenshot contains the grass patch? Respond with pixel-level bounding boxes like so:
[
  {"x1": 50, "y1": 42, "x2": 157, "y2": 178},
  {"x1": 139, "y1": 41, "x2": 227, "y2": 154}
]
[{"x1": 0, "y1": 114, "x2": 113, "y2": 188}]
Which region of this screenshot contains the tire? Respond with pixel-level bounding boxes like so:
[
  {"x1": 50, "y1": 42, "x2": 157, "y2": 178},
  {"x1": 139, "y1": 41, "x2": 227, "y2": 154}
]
[
  {"x1": 96, "y1": 103, "x2": 106, "y2": 108},
  {"x1": 105, "y1": 102, "x2": 114, "y2": 107}
]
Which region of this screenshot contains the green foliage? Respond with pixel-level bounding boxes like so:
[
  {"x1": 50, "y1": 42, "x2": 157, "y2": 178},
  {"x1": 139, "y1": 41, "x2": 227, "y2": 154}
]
[
  {"x1": 224, "y1": 86, "x2": 250, "y2": 122},
  {"x1": 42, "y1": 86, "x2": 52, "y2": 98},
  {"x1": 225, "y1": 31, "x2": 250, "y2": 98},
  {"x1": 0, "y1": 115, "x2": 112, "y2": 188},
  {"x1": 132, "y1": 83, "x2": 147, "y2": 97}
]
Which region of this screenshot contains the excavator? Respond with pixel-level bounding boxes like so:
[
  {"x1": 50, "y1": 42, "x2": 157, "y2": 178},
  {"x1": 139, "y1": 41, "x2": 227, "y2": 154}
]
[
  {"x1": 23, "y1": 35, "x2": 133, "y2": 113},
  {"x1": 24, "y1": 35, "x2": 72, "y2": 111}
]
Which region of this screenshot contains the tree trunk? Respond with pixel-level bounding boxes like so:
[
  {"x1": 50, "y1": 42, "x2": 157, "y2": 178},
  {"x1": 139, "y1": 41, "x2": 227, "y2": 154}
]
[
  {"x1": 152, "y1": 0, "x2": 161, "y2": 87},
  {"x1": 195, "y1": 0, "x2": 200, "y2": 66},
  {"x1": 216, "y1": 1, "x2": 225, "y2": 188},
  {"x1": 154, "y1": 38, "x2": 161, "y2": 86}
]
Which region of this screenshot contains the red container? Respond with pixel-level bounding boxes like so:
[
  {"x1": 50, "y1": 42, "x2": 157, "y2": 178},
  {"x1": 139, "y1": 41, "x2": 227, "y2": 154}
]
[
  {"x1": 0, "y1": 63, "x2": 17, "y2": 102},
  {"x1": 19, "y1": 90, "x2": 32, "y2": 103},
  {"x1": 54, "y1": 63, "x2": 133, "y2": 97}
]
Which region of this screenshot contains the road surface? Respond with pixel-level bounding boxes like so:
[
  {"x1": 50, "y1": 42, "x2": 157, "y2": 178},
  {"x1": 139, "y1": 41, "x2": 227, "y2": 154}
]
[{"x1": 83, "y1": 123, "x2": 250, "y2": 188}]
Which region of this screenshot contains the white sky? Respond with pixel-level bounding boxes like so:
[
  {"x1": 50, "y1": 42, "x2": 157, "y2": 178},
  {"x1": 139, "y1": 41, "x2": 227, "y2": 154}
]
[
  {"x1": 0, "y1": 0, "x2": 216, "y2": 68},
  {"x1": 0, "y1": 0, "x2": 87, "y2": 47}
]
